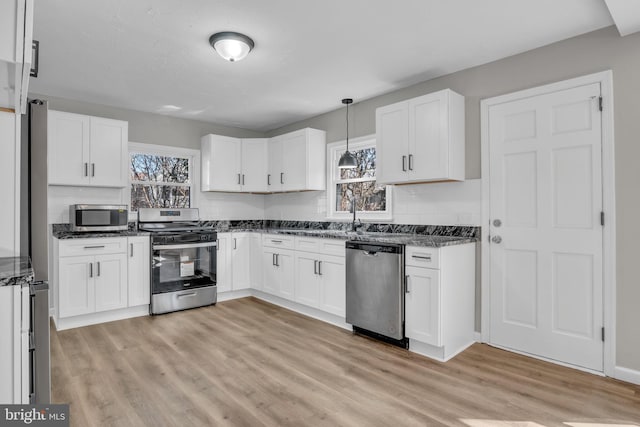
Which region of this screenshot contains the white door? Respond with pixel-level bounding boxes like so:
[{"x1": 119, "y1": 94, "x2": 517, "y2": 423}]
[
  {"x1": 294, "y1": 253, "x2": 320, "y2": 308},
  {"x1": 231, "y1": 235, "x2": 251, "y2": 290},
  {"x1": 405, "y1": 266, "x2": 441, "y2": 346},
  {"x1": 204, "y1": 135, "x2": 242, "y2": 191},
  {"x1": 318, "y1": 255, "x2": 346, "y2": 317},
  {"x1": 48, "y1": 111, "x2": 90, "y2": 186},
  {"x1": 241, "y1": 138, "x2": 268, "y2": 192},
  {"x1": 280, "y1": 131, "x2": 307, "y2": 191},
  {"x1": 89, "y1": 117, "x2": 128, "y2": 187},
  {"x1": 267, "y1": 138, "x2": 283, "y2": 192},
  {"x1": 58, "y1": 255, "x2": 95, "y2": 317},
  {"x1": 488, "y1": 83, "x2": 603, "y2": 371},
  {"x1": 409, "y1": 91, "x2": 448, "y2": 181},
  {"x1": 94, "y1": 253, "x2": 128, "y2": 312},
  {"x1": 375, "y1": 101, "x2": 409, "y2": 184},
  {"x1": 216, "y1": 233, "x2": 232, "y2": 293},
  {"x1": 249, "y1": 235, "x2": 263, "y2": 290},
  {"x1": 276, "y1": 251, "x2": 295, "y2": 300},
  {"x1": 127, "y1": 237, "x2": 150, "y2": 307},
  {"x1": 262, "y1": 249, "x2": 279, "y2": 295}
]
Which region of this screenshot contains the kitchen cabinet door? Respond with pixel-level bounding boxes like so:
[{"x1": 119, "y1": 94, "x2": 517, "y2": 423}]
[
  {"x1": 201, "y1": 134, "x2": 242, "y2": 192},
  {"x1": 267, "y1": 137, "x2": 283, "y2": 192},
  {"x1": 89, "y1": 117, "x2": 128, "y2": 187},
  {"x1": 277, "y1": 250, "x2": 295, "y2": 301},
  {"x1": 216, "y1": 233, "x2": 232, "y2": 293},
  {"x1": 94, "y1": 253, "x2": 128, "y2": 313},
  {"x1": 405, "y1": 266, "x2": 441, "y2": 347},
  {"x1": 48, "y1": 111, "x2": 91, "y2": 186},
  {"x1": 262, "y1": 249, "x2": 279, "y2": 295},
  {"x1": 231, "y1": 234, "x2": 251, "y2": 290},
  {"x1": 376, "y1": 101, "x2": 409, "y2": 184},
  {"x1": 279, "y1": 131, "x2": 307, "y2": 191},
  {"x1": 58, "y1": 255, "x2": 95, "y2": 317},
  {"x1": 318, "y1": 254, "x2": 345, "y2": 317},
  {"x1": 294, "y1": 253, "x2": 320, "y2": 308},
  {"x1": 241, "y1": 138, "x2": 268, "y2": 192},
  {"x1": 127, "y1": 236, "x2": 150, "y2": 307},
  {"x1": 249, "y1": 234, "x2": 263, "y2": 290}
]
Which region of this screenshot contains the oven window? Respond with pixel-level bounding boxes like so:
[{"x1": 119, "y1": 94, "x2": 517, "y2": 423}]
[{"x1": 152, "y1": 246, "x2": 215, "y2": 293}]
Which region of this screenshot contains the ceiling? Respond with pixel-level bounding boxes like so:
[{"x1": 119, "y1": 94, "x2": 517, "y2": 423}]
[{"x1": 30, "y1": 0, "x2": 616, "y2": 132}]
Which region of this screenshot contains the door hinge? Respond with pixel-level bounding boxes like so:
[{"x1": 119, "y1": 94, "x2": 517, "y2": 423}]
[
  {"x1": 599, "y1": 96, "x2": 603, "y2": 112},
  {"x1": 601, "y1": 327, "x2": 605, "y2": 342},
  {"x1": 600, "y1": 211, "x2": 605, "y2": 226}
]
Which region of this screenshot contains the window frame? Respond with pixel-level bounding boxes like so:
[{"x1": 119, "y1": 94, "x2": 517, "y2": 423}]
[
  {"x1": 128, "y1": 142, "x2": 200, "y2": 216},
  {"x1": 326, "y1": 134, "x2": 392, "y2": 221}
]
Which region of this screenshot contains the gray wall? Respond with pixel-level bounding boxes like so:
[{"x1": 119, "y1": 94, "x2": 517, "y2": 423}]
[
  {"x1": 29, "y1": 93, "x2": 265, "y2": 148},
  {"x1": 268, "y1": 26, "x2": 640, "y2": 372}
]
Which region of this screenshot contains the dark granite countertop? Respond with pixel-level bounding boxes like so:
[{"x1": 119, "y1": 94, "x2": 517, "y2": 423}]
[
  {"x1": 52, "y1": 223, "x2": 150, "y2": 239},
  {"x1": 0, "y1": 256, "x2": 34, "y2": 287}
]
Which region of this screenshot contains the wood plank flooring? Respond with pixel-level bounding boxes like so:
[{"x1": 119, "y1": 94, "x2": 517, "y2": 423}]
[{"x1": 51, "y1": 297, "x2": 640, "y2": 426}]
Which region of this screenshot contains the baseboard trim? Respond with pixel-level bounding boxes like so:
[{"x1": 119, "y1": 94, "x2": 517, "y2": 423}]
[
  {"x1": 54, "y1": 305, "x2": 149, "y2": 331},
  {"x1": 613, "y1": 366, "x2": 640, "y2": 385}
]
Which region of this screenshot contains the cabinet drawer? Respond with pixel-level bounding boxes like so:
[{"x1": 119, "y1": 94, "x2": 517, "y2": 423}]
[
  {"x1": 262, "y1": 234, "x2": 295, "y2": 249},
  {"x1": 58, "y1": 237, "x2": 127, "y2": 257},
  {"x1": 295, "y1": 236, "x2": 347, "y2": 257},
  {"x1": 405, "y1": 246, "x2": 440, "y2": 269}
]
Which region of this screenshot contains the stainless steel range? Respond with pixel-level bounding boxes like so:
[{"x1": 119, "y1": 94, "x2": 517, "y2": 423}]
[{"x1": 138, "y1": 208, "x2": 217, "y2": 314}]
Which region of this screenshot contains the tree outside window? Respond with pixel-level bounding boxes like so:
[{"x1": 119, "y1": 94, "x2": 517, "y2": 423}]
[{"x1": 130, "y1": 153, "x2": 191, "y2": 211}]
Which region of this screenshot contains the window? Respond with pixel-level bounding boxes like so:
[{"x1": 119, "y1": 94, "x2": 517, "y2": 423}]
[
  {"x1": 327, "y1": 136, "x2": 392, "y2": 220},
  {"x1": 129, "y1": 143, "x2": 198, "y2": 212}
]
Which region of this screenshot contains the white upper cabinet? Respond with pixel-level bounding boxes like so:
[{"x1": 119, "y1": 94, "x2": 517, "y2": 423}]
[
  {"x1": 241, "y1": 138, "x2": 268, "y2": 192},
  {"x1": 0, "y1": 0, "x2": 33, "y2": 112},
  {"x1": 376, "y1": 89, "x2": 465, "y2": 184},
  {"x1": 201, "y1": 135, "x2": 242, "y2": 192},
  {"x1": 202, "y1": 128, "x2": 326, "y2": 194},
  {"x1": 268, "y1": 128, "x2": 326, "y2": 192},
  {"x1": 48, "y1": 111, "x2": 128, "y2": 188}
]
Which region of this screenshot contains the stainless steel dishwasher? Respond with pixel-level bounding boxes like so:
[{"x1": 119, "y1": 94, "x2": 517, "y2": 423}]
[{"x1": 345, "y1": 241, "x2": 407, "y2": 347}]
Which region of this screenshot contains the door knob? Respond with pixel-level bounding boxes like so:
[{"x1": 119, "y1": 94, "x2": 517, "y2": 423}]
[
  {"x1": 493, "y1": 219, "x2": 502, "y2": 227},
  {"x1": 491, "y1": 235, "x2": 502, "y2": 244}
]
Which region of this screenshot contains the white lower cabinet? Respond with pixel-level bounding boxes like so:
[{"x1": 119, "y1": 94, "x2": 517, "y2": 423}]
[
  {"x1": 262, "y1": 248, "x2": 295, "y2": 300},
  {"x1": 127, "y1": 236, "x2": 150, "y2": 307},
  {"x1": 216, "y1": 233, "x2": 232, "y2": 293},
  {"x1": 53, "y1": 236, "x2": 151, "y2": 330},
  {"x1": 231, "y1": 234, "x2": 251, "y2": 290},
  {"x1": 249, "y1": 234, "x2": 263, "y2": 290},
  {"x1": 404, "y1": 243, "x2": 475, "y2": 361},
  {"x1": 294, "y1": 250, "x2": 345, "y2": 317}
]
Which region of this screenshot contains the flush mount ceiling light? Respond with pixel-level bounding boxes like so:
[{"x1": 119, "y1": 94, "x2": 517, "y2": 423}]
[
  {"x1": 338, "y1": 98, "x2": 357, "y2": 169},
  {"x1": 209, "y1": 31, "x2": 254, "y2": 62}
]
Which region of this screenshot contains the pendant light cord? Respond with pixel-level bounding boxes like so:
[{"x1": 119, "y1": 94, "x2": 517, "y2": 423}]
[{"x1": 346, "y1": 101, "x2": 349, "y2": 151}]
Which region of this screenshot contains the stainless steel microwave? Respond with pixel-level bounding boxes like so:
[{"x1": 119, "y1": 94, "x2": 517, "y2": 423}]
[{"x1": 69, "y1": 204, "x2": 129, "y2": 232}]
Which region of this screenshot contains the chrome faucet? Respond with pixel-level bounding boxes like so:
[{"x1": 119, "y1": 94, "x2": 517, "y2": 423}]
[{"x1": 351, "y1": 197, "x2": 362, "y2": 232}]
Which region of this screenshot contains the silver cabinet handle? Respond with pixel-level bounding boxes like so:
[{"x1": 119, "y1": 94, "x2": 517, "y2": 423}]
[
  {"x1": 275, "y1": 254, "x2": 280, "y2": 267},
  {"x1": 89, "y1": 262, "x2": 93, "y2": 278},
  {"x1": 84, "y1": 245, "x2": 105, "y2": 249},
  {"x1": 237, "y1": 173, "x2": 241, "y2": 184},
  {"x1": 314, "y1": 260, "x2": 318, "y2": 275},
  {"x1": 280, "y1": 172, "x2": 284, "y2": 184},
  {"x1": 177, "y1": 292, "x2": 197, "y2": 298},
  {"x1": 270, "y1": 240, "x2": 282, "y2": 244},
  {"x1": 408, "y1": 154, "x2": 414, "y2": 171},
  {"x1": 242, "y1": 174, "x2": 245, "y2": 185},
  {"x1": 233, "y1": 238, "x2": 237, "y2": 250},
  {"x1": 130, "y1": 243, "x2": 134, "y2": 257},
  {"x1": 405, "y1": 275, "x2": 410, "y2": 293},
  {"x1": 318, "y1": 260, "x2": 322, "y2": 276},
  {"x1": 402, "y1": 155, "x2": 407, "y2": 171},
  {"x1": 97, "y1": 262, "x2": 101, "y2": 277},
  {"x1": 411, "y1": 255, "x2": 432, "y2": 261},
  {"x1": 267, "y1": 174, "x2": 271, "y2": 185},
  {"x1": 91, "y1": 163, "x2": 95, "y2": 177},
  {"x1": 272, "y1": 253, "x2": 276, "y2": 266},
  {"x1": 84, "y1": 162, "x2": 88, "y2": 177}
]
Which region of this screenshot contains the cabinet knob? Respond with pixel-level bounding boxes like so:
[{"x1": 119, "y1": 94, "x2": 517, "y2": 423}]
[
  {"x1": 493, "y1": 219, "x2": 502, "y2": 227},
  {"x1": 491, "y1": 235, "x2": 502, "y2": 244}
]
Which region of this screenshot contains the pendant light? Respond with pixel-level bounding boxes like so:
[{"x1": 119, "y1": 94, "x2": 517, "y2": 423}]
[
  {"x1": 209, "y1": 32, "x2": 255, "y2": 62},
  {"x1": 338, "y1": 98, "x2": 357, "y2": 169}
]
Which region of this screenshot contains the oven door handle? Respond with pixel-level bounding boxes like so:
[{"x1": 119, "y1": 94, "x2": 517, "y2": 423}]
[{"x1": 152, "y1": 242, "x2": 218, "y2": 250}]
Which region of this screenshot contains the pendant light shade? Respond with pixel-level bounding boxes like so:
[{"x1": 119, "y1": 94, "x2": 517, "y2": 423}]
[
  {"x1": 338, "y1": 98, "x2": 357, "y2": 169},
  {"x1": 209, "y1": 32, "x2": 254, "y2": 62}
]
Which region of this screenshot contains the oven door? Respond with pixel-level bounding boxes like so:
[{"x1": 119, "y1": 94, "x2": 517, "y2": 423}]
[{"x1": 151, "y1": 242, "x2": 217, "y2": 294}]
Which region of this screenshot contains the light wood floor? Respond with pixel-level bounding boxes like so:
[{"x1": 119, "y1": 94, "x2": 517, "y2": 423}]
[{"x1": 51, "y1": 297, "x2": 640, "y2": 427}]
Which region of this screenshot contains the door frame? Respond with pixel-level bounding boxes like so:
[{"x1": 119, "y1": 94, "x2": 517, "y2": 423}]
[{"x1": 480, "y1": 70, "x2": 616, "y2": 376}]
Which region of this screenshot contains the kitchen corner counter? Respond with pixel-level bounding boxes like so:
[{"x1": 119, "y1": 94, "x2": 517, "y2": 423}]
[{"x1": 0, "y1": 257, "x2": 34, "y2": 287}]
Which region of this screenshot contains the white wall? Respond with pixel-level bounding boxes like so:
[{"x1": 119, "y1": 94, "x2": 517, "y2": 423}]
[{"x1": 264, "y1": 179, "x2": 481, "y2": 225}]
